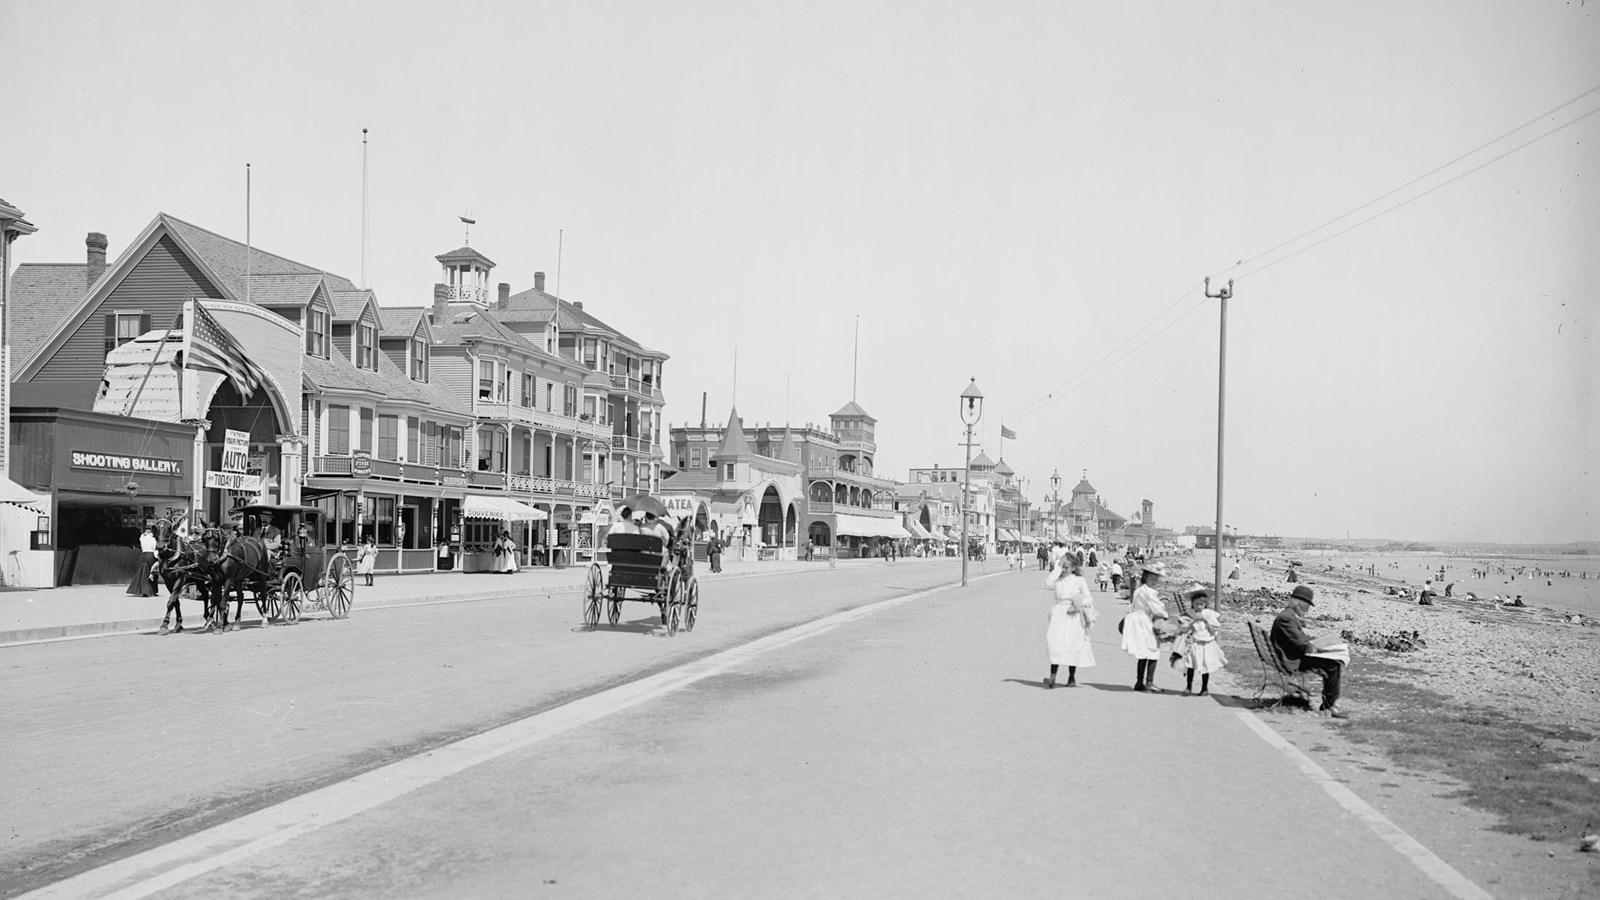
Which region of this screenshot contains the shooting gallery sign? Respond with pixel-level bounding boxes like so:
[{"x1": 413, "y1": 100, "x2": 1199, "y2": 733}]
[{"x1": 70, "y1": 451, "x2": 184, "y2": 477}]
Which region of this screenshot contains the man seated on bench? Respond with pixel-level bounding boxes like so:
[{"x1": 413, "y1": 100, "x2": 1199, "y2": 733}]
[{"x1": 1271, "y1": 585, "x2": 1349, "y2": 719}]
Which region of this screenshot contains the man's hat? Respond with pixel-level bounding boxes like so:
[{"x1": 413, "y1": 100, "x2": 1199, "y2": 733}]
[
  {"x1": 1141, "y1": 561, "x2": 1167, "y2": 577},
  {"x1": 1290, "y1": 585, "x2": 1315, "y2": 605}
]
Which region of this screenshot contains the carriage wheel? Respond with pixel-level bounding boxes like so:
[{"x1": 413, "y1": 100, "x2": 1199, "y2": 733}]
[
  {"x1": 582, "y1": 564, "x2": 604, "y2": 629},
  {"x1": 278, "y1": 571, "x2": 305, "y2": 624},
  {"x1": 607, "y1": 594, "x2": 621, "y2": 626},
  {"x1": 324, "y1": 555, "x2": 355, "y2": 619},
  {"x1": 683, "y1": 577, "x2": 699, "y2": 633},
  {"x1": 665, "y1": 573, "x2": 683, "y2": 637}
]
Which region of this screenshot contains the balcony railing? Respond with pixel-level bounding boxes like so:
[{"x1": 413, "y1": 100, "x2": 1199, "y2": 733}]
[
  {"x1": 806, "y1": 464, "x2": 897, "y2": 489},
  {"x1": 610, "y1": 435, "x2": 653, "y2": 454},
  {"x1": 806, "y1": 500, "x2": 896, "y2": 518},
  {"x1": 478, "y1": 402, "x2": 610, "y2": 440}
]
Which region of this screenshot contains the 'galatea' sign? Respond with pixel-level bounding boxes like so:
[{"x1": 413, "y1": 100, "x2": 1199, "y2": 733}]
[{"x1": 70, "y1": 451, "x2": 183, "y2": 477}]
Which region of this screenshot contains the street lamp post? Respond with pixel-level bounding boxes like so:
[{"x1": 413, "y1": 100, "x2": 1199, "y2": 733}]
[
  {"x1": 1205, "y1": 276, "x2": 1233, "y2": 605},
  {"x1": 1050, "y1": 469, "x2": 1061, "y2": 544},
  {"x1": 959, "y1": 378, "x2": 984, "y2": 587}
]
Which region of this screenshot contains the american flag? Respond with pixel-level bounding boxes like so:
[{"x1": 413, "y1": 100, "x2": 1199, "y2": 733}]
[
  {"x1": 1000, "y1": 424, "x2": 1017, "y2": 440},
  {"x1": 184, "y1": 302, "x2": 265, "y2": 398}
]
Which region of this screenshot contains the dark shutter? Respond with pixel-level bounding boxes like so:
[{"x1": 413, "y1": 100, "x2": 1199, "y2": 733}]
[
  {"x1": 140, "y1": 314, "x2": 151, "y2": 334},
  {"x1": 104, "y1": 313, "x2": 116, "y2": 355}
]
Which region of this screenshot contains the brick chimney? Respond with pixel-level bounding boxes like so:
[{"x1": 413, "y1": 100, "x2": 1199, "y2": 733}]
[
  {"x1": 533, "y1": 271, "x2": 546, "y2": 292},
  {"x1": 86, "y1": 232, "x2": 108, "y2": 286},
  {"x1": 497, "y1": 282, "x2": 510, "y2": 309},
  {"x1": 432, "y1": 283, "x2": 449, "y2": 325},
  {"x1": 573, "y1": 301, "x2": 583, "y2": 310}
]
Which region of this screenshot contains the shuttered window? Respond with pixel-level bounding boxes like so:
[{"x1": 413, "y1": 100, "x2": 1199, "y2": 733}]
[
  {"x1": 422, "y1": 421, "x2": 439, "y2": 466},
  {"x1": 378, "y1": 415, "x2": 398, "y2": 460},
  {"x1": 328, "y1": 405, "x2": 350, "y2": 455},
  {"x1": 359, "y1": 408, "x2": 374, "y2": 453},
  {"x1": 407, "y1": 416, "x2": 420, "y2": 462}
]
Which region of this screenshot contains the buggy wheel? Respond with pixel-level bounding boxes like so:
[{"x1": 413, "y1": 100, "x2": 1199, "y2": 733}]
[
  {"x1": 582, "y1": 564, "x2": 604, "y2": 629},
  {"x1": 324, "y1": 554, "x2": 355, "y2": 619},
  {"x1": 665, "y1": 573, "x2": 683, "y2": 637},
  {"x1": 683, "y1": 577, "x2": 699, "y2": 633},
  {"x1": 607, "y1": 594, "x2": 621, "y2": 626},
  {"x1": 279, "y1": 571, "x2": 306, "y2": 624}
]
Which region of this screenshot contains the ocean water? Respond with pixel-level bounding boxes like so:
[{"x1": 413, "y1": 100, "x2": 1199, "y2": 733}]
[{"x1": 1254, "y1": 552, "x2": 1600, "y2": 619}]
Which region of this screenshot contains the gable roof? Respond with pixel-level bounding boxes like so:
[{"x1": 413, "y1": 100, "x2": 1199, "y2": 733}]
[
  {"x1": 501, "y1": 284, "x2": 667, "y2": 358},
  {"x1": 969, "y1": 450, "x2": 995, "y2": 469},
  {"x1": 330, "y1": 289, "x2": 378, "y2": 323},
  {"x1": 245, "y1": 272, "x2": 326, "y2": 308},
  {"x1": 8, "y1": 263, "x2": 89, "y2": 369},
  {"x1": 430, "y1": 303, "x2": 544, "y2": 353},
  {"x1": 302, "y1": 340, "x2": 469, "y2": 416},
  {"x1": 993, "y1": 458, "x2": 1015, "y2": 476},
  {"x1": 161, "y1": 213, "x2": 329, "y2": 300},
  {"x1": 830, "y1": 400, "x2": 875, "y2": 421},
  {"x1": 378, "y1": 306, "x2": 429, "y2": 340}
]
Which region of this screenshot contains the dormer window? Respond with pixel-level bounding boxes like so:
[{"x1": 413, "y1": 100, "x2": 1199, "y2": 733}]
[
  {"x1": 358, "y1": 324, "x2": 376, "y2": 370},
  {"x1": 306, "y1": 307, "x2": 329, "y2": 358},
  {"x1": 410, "y1": 337, "x2": 429, "y2": 381}
]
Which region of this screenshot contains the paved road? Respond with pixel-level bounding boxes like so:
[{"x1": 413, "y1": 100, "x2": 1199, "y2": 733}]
[
  {"x1": 6, "y1": 560, "x2": 1486, "y2": 898},
  {"x1": 0, "y1": 559, "x2": 956, "y2": 894}
]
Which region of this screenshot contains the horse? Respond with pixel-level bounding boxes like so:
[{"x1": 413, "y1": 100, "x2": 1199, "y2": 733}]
[
  {"x1": 213, "y1": 528, "x2": 277, "y2": 632},
  {"x1": 152, "y1": 515, "x2": 220, "y2": 635}
]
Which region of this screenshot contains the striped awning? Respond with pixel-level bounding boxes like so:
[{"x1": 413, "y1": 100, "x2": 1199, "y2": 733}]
[{"x1": 836, "y1": 513, "x2": 910, "y2": 539}]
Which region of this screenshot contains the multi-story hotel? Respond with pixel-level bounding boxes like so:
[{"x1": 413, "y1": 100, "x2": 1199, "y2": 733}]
[{"x1": 4, "y1": 213, "x2": 664, "y2": 585}]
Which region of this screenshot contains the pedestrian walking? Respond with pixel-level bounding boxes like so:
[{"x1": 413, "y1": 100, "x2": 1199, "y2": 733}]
[
  {"x1": 1109, "y1": 559, "x2": 1123, "y2": 593},
  {"x1": 1036, "y1": 544, "x2": 1048, "y2": 570},
  {"x1": 708, "y1": 532, "x2": 723, "y2": 573},
  {"x1": 1096, "y1": 563, "x2": 1111, "y2": 592},
  {"x1": 1179, "y1": 585, "x2": 1227, "y2": 696},
  {"x1": 356, "y1": 535, "x2": 378, "y2": 586},
  {"x1": 127, "y1": 526, "x2": 159, "y2": 597},
  {"x1": 1122, "y1": 561, "x2": 1169, "y2": 692},
  {"x1": 1043, "y1": 552, "x2": 1097, "y2": 688}
]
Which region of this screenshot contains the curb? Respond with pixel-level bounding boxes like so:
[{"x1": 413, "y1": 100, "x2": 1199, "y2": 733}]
[{"x1": 0, "y1": 563, "x2": 834, "y2": 649}]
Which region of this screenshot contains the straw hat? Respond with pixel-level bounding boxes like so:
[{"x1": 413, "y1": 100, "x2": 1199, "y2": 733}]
[
  {"x1": 1141, "y1": 561, "x2": 1167, "y2": 578},
  {"x1": 1185, "y1": 582, "x2": 1214, "y2": 599}
]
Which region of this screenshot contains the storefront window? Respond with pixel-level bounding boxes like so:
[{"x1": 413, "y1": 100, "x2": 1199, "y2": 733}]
[{"x1": 363, "y1": 496, "x2": 395, "y2": 544}]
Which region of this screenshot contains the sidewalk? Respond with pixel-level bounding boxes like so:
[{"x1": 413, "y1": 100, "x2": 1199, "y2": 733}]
[{"x1": 0, "y1": 557, "x2": 879, "y2": 647}]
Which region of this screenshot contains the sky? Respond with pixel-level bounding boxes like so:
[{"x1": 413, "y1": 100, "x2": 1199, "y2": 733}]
[{"x1": 3, "y1": 1, "x2": 1596, "y2": 544}]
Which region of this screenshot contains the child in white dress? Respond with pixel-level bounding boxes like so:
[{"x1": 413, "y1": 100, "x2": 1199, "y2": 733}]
[
  {"x1": 1121, "y1": 561, "x2": 1169, "y2": 692},
  {"x1": 1181, "y1": 587, "x2": 1227, "y2": 696},
  {"x1": 1043, "y1": 553, "x2": 1098, "y2": 688}
]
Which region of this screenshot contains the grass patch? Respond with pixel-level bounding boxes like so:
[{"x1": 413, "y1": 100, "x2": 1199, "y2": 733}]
[{"x1": 1339, "y1": 659, "x2": 1600, "y2": 843}]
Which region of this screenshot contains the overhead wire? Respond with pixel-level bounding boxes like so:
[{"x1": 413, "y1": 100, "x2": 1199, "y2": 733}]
[{"x1": 992, "y1": 85, "x2": 1600, "y2": 433}]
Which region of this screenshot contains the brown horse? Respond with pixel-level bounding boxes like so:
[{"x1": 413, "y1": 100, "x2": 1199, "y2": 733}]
[
  {"x1": 153, "y1": 515, "x2": 220, "y2": 634},
  {"x1": 213, "y1": 531, "x2": 275, "y2": 632}
]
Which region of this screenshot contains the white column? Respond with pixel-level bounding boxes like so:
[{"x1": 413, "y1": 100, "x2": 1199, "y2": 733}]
[
  {"x1": 278, "y1": 435, "x2": 304, "y2": 504},
  {"x1": 189, "y1": 420, "x2": 209, "y2": 524}
]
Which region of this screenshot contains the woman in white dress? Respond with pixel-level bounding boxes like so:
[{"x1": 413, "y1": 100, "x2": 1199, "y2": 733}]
[
  {"x1": 1044, "y1": 551, "x2": 1098, "y2": 688},
  {"x1": 1121, "y1": 561, "x2": 1169, "y2": 692}
]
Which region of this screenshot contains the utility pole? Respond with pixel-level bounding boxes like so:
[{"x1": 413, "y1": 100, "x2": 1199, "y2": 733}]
[{"x1": 1205, "y1": 276, "x2": 1233, "y2": 605}]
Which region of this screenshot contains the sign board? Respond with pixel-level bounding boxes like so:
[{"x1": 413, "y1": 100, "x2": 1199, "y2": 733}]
[
  {"x1": 206, "y1": 471, "x2": 264, "y2": 492},
  {"x1": 70, "y1": 451, "x2": 183, "y2": 477},
  {"x1": 352, "y1": 451, "x2": 372, "y2": 477},
  {"x1": 222, "y1": 429, "x2": 250, "y2": 474},
  {"x1": 443, "y1": 474, "x2": 468, "y2": 488},
  {"x1": 659, "y1": 494, "x2": 703, "y2": 516}
]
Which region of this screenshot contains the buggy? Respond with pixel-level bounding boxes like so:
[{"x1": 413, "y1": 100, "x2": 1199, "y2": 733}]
[
  {"x1": 234, "y1": 504, "x2": 357, "y2": 623},
  {"x1": 582, "y1": 530, "x2": 699, "y2": 636}
]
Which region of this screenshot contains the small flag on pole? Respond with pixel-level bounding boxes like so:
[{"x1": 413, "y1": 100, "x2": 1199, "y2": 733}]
[
  {"x1": 1000, "y1": 425, "x2": 1017, "y2": 440},
  {"x1": 185, "y1": 302, "x2": 266, "y2": 399}
]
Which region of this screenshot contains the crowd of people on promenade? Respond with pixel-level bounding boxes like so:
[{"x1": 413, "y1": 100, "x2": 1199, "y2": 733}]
[{"x1": 1036, "y1": 541, "x2": 1348, "y2": 717}]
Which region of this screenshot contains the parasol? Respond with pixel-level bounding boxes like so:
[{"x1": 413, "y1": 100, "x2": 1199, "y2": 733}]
[{"x1": 617, "y1": 493, "x2": 670, "y2": 519}]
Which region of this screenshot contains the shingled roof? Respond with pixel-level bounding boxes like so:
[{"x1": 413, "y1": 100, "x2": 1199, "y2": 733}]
[
  {"x1": 716, "y1": 408, "x2": 755, "y2": 460},
  {"x1": 501, "y1": 284, "x2": 665, "y2": 356},
  {"x1": 8, "y1": 263, "x2": 88, "y2": 369},
  {"x1": 429, "y1": 303, "x2": 543, "y2": 353},
  {"x1": 378, "y1": 306, "x2": 427, "y2": 340},
  {"x1": 830, "y1": 400, "x2": 875, "y2": 421}
]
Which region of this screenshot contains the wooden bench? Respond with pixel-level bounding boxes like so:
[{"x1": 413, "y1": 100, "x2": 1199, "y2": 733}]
[
  {"x1": 1246, "y1": 618, "x2": 1325, "y2": 708},
  {"x1": 605, "y1": 533, "x2": 666, "y2": 590}
]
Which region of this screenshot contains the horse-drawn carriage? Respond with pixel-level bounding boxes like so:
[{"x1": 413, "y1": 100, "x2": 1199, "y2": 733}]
[
  {"x1": 233, "y1": 504, "x2": 356, "y2": 624},
  {"x1": 581, "y1": 499, "x2": 700, "y2": 636}
]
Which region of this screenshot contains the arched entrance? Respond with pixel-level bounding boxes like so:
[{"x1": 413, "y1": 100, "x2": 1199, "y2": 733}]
[
  {"x1": 785, "y1": 503, "x2": 798, "y2": 556},
  {"x1": 203, "y1": 379, "x2": 291, "y2": 526},
  {"x1": 757, "y1": 485, "x2": 783, "y2": 548},
  {"x1": 807, "y1": 520, "x2": 832, "y2": 548}
]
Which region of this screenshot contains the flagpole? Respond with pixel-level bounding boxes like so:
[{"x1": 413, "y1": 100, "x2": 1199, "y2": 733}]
[
  {"x1": 245, "y1": 163, "x2": 252, "y2": 305},
  {"x1": 124, "y1": 315, "x2": 181, "y2": 416}
]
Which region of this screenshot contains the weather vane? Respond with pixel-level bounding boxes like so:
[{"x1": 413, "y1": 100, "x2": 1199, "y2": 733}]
[{"x1": 460, "y1": 213, "x2": 476, "y2": 245}]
